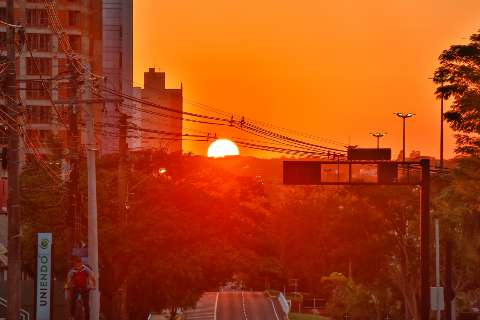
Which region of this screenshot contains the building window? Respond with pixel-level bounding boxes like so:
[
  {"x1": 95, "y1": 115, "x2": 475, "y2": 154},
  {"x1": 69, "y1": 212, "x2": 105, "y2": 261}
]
[
  {"x1": 57, "y1": 59, "x2": 69, "y2": 75},
  {"x1": 68, "y1": 11, "x2": 81, "y2": 27},
  {"x1": 68, "y1": 35, "x2": 81, "y2": 53},
  {"x1": 27, "y1": 129, "x2": 52, "y2": 144},
  {"x1": 58, "y1": 82, "x2": 74, "y2": 100},
  {"x1": 26, "y1": 81, "x2": 51, "y2": 100},
  {"x1": 28, "y1": 106, "x2": 52, "y2": 124},
  {"x1": 26, "y1": 33, "x2": 51, "y2": 52},
  {"x1": 26, "y1": 9, "x2": 49, "y2": 26},
  {"x1": 26, "y1": 57, "x2": 52, "y2": 76}
]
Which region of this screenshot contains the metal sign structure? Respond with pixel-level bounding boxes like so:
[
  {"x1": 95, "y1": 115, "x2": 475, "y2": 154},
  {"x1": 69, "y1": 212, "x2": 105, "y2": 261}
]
[
  {"x1": 283, "y1": 159, "x2": 431, "y2": 320},
  {"x1": 35, "y1": 233, "x2": 53, "y2": 320}
]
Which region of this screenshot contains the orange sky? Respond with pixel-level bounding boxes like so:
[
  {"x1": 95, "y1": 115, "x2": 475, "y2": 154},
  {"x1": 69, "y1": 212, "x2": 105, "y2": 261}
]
[{"x1": 133, "y1": 0, "x2": 480, "y2": 159}]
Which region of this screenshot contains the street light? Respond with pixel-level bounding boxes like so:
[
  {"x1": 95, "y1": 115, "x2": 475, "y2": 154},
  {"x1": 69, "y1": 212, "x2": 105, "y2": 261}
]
[
  {"x1": 370, "y1": 132, "x2": 387, "y2": 149},
  {"x1": 394, "y1": 113, "x2": 415, "y2": 162}
]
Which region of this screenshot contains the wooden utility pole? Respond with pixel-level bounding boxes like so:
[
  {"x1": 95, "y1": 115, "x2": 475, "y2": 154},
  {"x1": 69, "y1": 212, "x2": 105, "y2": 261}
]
[
  {"x1": 117, "y1": 111, "x2": 129, "y2": 320},
  {"x1": 6, "y1": 0, "x2": 22, "y2": 319}
]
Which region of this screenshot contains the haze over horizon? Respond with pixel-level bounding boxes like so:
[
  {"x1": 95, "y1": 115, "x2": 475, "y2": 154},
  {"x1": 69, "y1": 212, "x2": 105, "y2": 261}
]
[{"x1": 134, "y1": 0, "x2": 480, "y2": 158}]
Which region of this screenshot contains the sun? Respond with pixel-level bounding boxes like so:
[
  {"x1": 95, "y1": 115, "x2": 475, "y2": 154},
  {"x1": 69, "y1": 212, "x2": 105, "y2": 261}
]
[{"x1": 207, "y1": 139, "x2": 240, "y2": 158}]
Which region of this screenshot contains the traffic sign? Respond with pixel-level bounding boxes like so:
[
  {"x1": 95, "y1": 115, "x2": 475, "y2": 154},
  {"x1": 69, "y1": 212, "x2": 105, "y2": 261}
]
[{"x1": 35, "y1": 233, "x2": 53, "y2": 320}]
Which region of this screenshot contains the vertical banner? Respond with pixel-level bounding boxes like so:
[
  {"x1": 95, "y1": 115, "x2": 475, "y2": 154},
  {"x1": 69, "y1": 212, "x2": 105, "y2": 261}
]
[{"x1": 35, "y1": 233, "x2": 53, "y2": 320}]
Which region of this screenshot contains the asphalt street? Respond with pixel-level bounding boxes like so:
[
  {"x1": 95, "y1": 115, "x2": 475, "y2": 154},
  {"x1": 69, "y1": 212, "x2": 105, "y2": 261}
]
[{"x1": 183, "y1": 291, "x2": 284, "y2": 320}]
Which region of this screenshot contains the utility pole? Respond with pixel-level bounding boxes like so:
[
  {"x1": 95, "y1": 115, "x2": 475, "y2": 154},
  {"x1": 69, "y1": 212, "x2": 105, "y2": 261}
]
[
  {"x1": 6, "y1": 0, "x2": 22, "y2": 319},
  {"x1": 68, "y1": 64, "x2": 80, "y2": 250},
  {"x1": 86, "y1": 99, "x2": 100, "y2": 320},
  {"x1": 117, "y1": 111, "x2": 129, "y2": 320}
]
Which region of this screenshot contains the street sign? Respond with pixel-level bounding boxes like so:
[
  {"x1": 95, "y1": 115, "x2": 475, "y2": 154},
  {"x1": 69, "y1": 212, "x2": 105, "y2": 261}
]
[
  {"x1": 35, "y1": 233, "x2": 53, "y2": 320},
  {"x1": 284, "y1": 161, "x2": 417, "y2": 185}
]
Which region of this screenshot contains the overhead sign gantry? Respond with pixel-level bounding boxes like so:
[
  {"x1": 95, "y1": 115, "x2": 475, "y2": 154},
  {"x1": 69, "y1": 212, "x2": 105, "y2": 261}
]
[{"x1": 283, "y1": 148, "x2": 432, "y2": 320}]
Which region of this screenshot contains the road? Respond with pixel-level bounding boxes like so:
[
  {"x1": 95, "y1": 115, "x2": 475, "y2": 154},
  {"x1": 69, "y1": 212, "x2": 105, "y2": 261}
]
[{"x1": 183, "y1": 291, "x2": 284, "y2": 320}]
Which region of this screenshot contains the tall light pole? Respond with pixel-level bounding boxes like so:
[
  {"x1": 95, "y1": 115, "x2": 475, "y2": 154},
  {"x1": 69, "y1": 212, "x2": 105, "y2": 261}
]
[
  {"x1": 370, "y1": 132, "x2": 387, "y2": 149},
  {"x1": 394, "y1": 113, "x2": 415, "y2": 162}
]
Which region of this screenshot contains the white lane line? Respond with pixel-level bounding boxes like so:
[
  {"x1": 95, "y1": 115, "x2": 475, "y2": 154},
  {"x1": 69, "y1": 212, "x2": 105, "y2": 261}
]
[
  {"x1": 214, "y1": 292, "x2": 219, "y2": 320},
  {"x1": 242, "y1": 291, "x2": 249, "y2": 320},
  {"x1": 270, "y1": 298, "x2": 281, "y2": 320}
]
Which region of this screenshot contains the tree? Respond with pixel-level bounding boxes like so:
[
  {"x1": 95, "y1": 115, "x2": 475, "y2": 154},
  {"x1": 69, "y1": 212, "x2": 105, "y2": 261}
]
[
  {"x1": 433, "y1": 157, "x2": 480, "y2": 311},
  {"x1": 433, "y1": 30, "x2": 480, "y2": 156}
]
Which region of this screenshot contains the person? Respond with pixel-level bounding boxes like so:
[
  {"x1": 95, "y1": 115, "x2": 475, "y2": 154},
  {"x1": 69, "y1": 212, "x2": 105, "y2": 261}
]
[{"x1": 66, "y1": 256, "x2": 96, "y2": 320}]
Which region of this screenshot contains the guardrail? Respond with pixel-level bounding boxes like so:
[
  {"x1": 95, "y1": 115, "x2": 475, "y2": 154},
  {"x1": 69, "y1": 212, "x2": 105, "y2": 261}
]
[{"x1": 278, "y1": 292, "x2": 290, "y2": 315}]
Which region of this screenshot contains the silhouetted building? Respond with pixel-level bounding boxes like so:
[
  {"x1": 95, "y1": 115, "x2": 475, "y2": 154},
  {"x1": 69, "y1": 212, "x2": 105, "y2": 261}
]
[{"x1": 141, "y1": 68, "x2": 183, "y2": 153}]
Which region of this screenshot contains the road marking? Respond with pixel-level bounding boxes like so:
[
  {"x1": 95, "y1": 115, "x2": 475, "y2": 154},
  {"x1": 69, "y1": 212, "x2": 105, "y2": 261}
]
[
  {"x1": 270, "y1": 298, "x2": 281, "y2": 320},
  {"x1": 214, "y1": 292, "x2": 219, "y2": 320},
  {"x1": 241, "y1": 291, "x2": 249, "y2": 320}
]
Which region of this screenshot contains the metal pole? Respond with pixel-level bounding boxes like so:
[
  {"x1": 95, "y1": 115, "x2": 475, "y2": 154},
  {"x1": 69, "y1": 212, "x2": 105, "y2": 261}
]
[
  {"x1": 68, "y1": 66, "x2": 80, "y2": 250},
  {"x1": 86, "y1": 102, "x2": 100, "y2": 320},
  {"x1": 445, "y1": 239, "x2": 453, "y2": 320},
  {"x1": 420, "y1": 159, "x2": 431, "y2": 320},
  {"x1": 402, "y1": 117, "x2": 406, "y2": 162},
  {"x1": 117, "y1": 112, "x2": 129, "y2": 320},
  {"x1": 435, "y1": 219, "x2": 441, "y2": 320},
  {"x1": 6, "y1": 0, "x2": 21, "y2": 318},
  {"x1": 440, "y1": 81, "x2": 444, "y2": 169}
]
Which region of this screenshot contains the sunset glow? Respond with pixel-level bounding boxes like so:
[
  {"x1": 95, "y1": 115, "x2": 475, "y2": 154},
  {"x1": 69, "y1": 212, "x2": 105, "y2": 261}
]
[{"x1": 134, "y1": 0, "x2": 480, "y2": 158}]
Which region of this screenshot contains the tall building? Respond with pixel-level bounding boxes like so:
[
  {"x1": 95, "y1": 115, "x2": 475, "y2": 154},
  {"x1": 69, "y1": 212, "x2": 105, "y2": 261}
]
[
  {"x1": 0, "y1": 0, "x2": 102, "y2": 157},
  {"x1": 141, "y1": 68, "x2": 183, "y2": 153},
  {"x1": 101, "y1": 0, "x2": 136, "y2": 154},
  {"x1": 0, "y1": 0, "x2": 102, "y2": 248}
]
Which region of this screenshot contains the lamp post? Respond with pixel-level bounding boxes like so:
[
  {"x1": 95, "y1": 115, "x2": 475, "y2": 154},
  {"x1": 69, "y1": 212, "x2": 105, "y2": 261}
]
[
  {"x1": 370, "y1": 132, "x2": 387, "y2": 149},
  {"x1": 394, "y1": 113, "x2": 415, "y2": 162}
]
